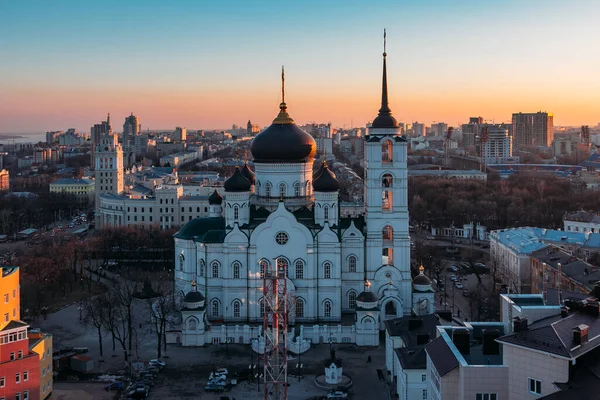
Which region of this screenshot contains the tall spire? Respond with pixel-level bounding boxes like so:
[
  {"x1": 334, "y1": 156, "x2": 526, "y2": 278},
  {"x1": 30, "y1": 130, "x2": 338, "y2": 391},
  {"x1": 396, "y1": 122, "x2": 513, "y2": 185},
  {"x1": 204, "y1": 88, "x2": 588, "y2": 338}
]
[
  {"x1": 371, "y1": 29, "x2": 398, "y2": 129},
  {"x1": 272, "y1": 65, "x2": 295, "y2": 125}
]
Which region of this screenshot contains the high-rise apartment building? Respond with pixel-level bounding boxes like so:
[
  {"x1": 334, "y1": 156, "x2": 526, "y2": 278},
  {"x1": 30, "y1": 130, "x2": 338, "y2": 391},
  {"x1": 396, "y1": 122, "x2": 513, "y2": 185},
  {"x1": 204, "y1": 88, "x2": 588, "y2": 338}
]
[
  {"x1": 412, "y1": 122, "x2": 425, "y2": 137},
  {"x1": 430, "y1": 122, "x2": 448, "y2": 137},
  {"x1": 481, "y1": 127, "x2": 512, "y2": 164},
  {"x1": 174, "y1": 127, "x2": 187, "y2": 142},
  {"x1": 122, "y1": 113, "x2": 140, "y2": 167},
  {"x1": 90, "y1": 114, "x2": 112, "y2": 168},
  {"x1": 512, "y1": 112, "x2": 554, "y2": 148}
]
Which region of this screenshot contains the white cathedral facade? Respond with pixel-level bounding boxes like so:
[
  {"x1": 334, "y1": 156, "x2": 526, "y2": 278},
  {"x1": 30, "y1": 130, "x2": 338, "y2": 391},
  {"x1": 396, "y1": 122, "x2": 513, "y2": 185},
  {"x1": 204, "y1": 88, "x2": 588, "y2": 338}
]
[{"x1": 173, "y1": 49, "x2": 434, "y2": 347}]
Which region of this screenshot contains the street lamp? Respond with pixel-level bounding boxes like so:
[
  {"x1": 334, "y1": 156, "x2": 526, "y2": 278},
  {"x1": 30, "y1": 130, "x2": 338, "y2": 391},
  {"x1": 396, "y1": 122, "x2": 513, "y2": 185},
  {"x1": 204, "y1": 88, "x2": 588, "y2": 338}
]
[
  {"x1": 225, "y1": 307, "x2": 229, "y2": 357},
  {"x1": 296, "y1": 363, "x2": 303, "y2": 381}
]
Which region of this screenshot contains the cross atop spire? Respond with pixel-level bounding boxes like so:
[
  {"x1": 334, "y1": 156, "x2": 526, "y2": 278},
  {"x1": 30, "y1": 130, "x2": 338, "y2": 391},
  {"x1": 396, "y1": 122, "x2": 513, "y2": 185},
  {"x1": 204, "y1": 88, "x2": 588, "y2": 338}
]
[
  {"x1": 371, "y1": 29, "x2": 398, "y2": 129},
  {"x1": 272, "y1": 65, "x2": 295, "y2": 125},
  {"x1": 281, "y1": 65, "x2": 285, "y2": 104}
]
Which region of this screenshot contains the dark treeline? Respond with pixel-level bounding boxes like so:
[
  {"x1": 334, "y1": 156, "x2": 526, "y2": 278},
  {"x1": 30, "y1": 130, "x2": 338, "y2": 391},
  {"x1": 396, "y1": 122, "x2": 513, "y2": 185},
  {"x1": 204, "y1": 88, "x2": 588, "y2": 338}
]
[{"x1": 409, "y1": 172, "x2": 599, "y2": 230}]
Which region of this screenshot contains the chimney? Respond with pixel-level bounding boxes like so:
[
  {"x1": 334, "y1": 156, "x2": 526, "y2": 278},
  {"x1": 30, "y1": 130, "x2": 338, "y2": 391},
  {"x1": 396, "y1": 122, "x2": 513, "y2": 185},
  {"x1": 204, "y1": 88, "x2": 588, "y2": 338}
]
[
  {"x1": 482, "y1": 329, "x2": 501, "y2": 355},
  {"x1": 417, "y1": 333, "x2": 430, "y2": 346},
  {"x1": 573, "y1": 324, "x2": 589, "y2": 346},
  {"x1": 513, "y1": 316, "x2": 528, "y2": 333},
  {"x1": 452, "y1": 328, "x2": 470, "y2": 355},
  {"x1": 408, "y1": 318, "x2": 423, "y2": 330}
]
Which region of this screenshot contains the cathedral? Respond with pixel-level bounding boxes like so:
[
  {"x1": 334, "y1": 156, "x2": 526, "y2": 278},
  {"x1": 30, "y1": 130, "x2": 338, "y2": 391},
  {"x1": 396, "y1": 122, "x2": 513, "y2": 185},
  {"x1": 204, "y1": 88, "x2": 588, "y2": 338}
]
[{"x1": 173, "y1": 41, "x2": 434, "y2": 347}]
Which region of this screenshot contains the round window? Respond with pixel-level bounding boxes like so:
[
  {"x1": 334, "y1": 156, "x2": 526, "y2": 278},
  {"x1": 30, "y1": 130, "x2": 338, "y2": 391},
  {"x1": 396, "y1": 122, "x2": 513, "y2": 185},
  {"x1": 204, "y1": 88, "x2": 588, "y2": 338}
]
[
  {"x1": 385, "y1": 271, "x2": 392, "y2": 279},
  {"x1": 275, "y1": 231, "x2": 289, "y2": 245}
]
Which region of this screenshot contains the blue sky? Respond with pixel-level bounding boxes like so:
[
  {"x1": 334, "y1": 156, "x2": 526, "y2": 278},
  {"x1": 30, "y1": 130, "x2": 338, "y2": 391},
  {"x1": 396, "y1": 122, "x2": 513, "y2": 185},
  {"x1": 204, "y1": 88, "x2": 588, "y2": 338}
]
[{"x1": 1, "y1": 0, "x2": 598, "y2": 132}]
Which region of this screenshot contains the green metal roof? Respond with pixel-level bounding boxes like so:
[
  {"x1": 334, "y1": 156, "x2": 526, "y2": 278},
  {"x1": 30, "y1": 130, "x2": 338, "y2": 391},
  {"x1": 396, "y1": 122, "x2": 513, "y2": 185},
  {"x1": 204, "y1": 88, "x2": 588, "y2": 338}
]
[{"x1": 174, "y1": 217, "x2": 226, "y2": 241}]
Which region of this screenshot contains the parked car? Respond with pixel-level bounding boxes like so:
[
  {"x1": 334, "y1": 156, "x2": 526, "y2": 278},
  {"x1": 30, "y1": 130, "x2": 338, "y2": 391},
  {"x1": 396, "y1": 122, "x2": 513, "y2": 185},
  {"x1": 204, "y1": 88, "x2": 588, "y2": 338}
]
[
  {"x1": 105, "y1": 381, "x2": 123, "y2": 391},
  {"x1": 328, "y1": 390, "x2": 349, "y2": 399},
  {"x1": 463, "y1": 290, "x2": 470, "y2": 297},
  {"x1": 450, "y1": 265, "x2": 458, "y2": 272},
  {"x1": 426, "y1": 235, "x2": 435, "y2": 240},
  {"x1": 455, "y1": 283, "x2": 463, "y2": 289},
  {"x1": 215, "y1": 368, "x2": 229, "y2": 376},
  {"x1": 450, "y1": 275, "x2": 457, "y2": 282},
  {"x1": 148, "y1": 359, "x2": 166, "y2": 368}
]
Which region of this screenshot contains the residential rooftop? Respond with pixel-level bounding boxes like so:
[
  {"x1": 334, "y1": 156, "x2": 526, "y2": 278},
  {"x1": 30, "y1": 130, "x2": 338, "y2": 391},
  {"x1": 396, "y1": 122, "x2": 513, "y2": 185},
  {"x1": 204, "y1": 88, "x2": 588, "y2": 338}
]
[
  {"x1": 51, "y1": 178, "x2": 93, "y2": 185},
  {"x1": 531, "y1": 246, "x2": 600, "y2": 291},
  {"x1": 490, "y1": 226, "x2": 600, "y2": 254}
]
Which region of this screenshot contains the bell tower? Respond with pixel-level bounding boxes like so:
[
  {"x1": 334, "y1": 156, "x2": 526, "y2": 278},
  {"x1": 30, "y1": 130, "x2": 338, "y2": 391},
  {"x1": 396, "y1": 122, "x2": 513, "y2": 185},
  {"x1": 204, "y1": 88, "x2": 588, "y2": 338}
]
[{"x1": 364, "y1": 30, "x2": 411, "y2": 316}]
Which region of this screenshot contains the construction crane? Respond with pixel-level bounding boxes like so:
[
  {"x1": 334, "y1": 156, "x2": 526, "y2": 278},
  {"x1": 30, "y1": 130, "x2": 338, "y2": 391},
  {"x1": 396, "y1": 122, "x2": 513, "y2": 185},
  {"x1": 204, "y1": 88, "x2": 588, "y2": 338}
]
[{"x1": 263, "y1": 257, "x2": 289, "y2": 400}]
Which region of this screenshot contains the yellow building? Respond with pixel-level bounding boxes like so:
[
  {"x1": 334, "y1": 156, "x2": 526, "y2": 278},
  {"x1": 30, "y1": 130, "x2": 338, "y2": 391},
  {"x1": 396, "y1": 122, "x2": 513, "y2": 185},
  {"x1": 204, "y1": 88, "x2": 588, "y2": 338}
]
[
  {"x1": 0, "y1": 169, "x2": 9, "y2": 192},
  {"x1": 29, "y1": 331, "x2": 53, "y2": 399},
  {"x1": 0, "y1": 266, "x2": 20, "y2": 330},
  {"x1": 49, "y1": 177, "x2": 95, "y2": 206}
]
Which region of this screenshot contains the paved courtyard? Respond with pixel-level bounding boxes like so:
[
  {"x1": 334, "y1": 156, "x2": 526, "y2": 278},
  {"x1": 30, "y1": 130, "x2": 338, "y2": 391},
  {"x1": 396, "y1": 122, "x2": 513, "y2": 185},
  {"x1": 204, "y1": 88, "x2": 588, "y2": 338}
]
[{"x1": 37, "y1": 303, "x2": 392, "y2": 400}]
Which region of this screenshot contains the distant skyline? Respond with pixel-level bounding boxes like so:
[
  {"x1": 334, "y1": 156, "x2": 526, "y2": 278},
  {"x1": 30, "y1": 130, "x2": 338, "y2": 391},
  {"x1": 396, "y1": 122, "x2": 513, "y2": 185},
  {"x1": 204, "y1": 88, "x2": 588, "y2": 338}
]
[{"x1": 1, "y1": 0, "x2": 599, "y2": 133}]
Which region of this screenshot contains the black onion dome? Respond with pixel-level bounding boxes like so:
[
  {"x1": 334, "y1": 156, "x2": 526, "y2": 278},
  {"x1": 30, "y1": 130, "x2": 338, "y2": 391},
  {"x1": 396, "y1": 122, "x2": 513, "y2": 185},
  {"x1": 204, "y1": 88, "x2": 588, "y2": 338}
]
[
  {"x1": 224, "y1": 167, "x2": 251, "y2": 192},
  {"x1": 183, "y1": 290, "x2": 205, "y2": 302},
  {"x1": 357, "y1": 291, "x2": 379, "y2": 303},
  {"x1": 241, "y1": 163, "x2": 255, "y2": 185},
  {"x1": 372, "y1": 114, "x2": 398, "y2": 129},
  {"x1": 313, "y1": 164, "x2": 339, "y2": 192},
  {"x1": 413, "y1": 274, "x2": 431, "y2": 286},
  {"x1": 208, "y1": 189, "x2": 223, "y2": 205},
  {"x1": 250, "y1": 101, "x2": 316, "y2": 162},
  {"x1": 313, "y1": 161, "x2": 325, "y2": 178}
]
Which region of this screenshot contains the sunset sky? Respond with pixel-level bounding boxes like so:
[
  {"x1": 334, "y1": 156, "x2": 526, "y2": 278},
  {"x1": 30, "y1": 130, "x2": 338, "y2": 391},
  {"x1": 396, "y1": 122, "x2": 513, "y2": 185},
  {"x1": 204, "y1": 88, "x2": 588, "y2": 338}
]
[{"x1": 1, "y1": 0, "x2": 599, "y2": 133}]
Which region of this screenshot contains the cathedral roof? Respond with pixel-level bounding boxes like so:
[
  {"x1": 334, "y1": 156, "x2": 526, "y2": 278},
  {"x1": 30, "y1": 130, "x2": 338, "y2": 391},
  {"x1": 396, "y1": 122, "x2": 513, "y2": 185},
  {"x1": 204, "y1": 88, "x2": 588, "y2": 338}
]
[
  {"x1": 357, "y1": 291, "x2": 379, "y2": 303},
  {"x1": 241, "y1": 163, "x2": 256, "y2": 185},
  {"x1": 312, "y1": 163, "x2": 339, "y2": 192},
  {"x1": 183, "y1": 290, "x2": 204, "y2": 303},
  {"x1": 208, "y1": 189, "x2": 223, "y2": 205},
  {"x1": 174, "y1": 217, "x2": 226, "y2": 241},
  {"x1": 250, "y1": 68, "x2": 316, "y2": 163},
  {"x1": 413, "y1": 274, "x2": 431, "y2": 286},
  {"x1": 224, "y1": 167, "x2": 251, "y2": 192}
]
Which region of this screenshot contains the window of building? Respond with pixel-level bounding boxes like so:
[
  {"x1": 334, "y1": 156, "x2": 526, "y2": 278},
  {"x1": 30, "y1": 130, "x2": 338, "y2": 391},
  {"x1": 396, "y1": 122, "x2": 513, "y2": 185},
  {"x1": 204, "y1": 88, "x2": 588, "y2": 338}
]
[
  {"x1": 233, "y1": 262, "x2": 241, "y2": 279},
  {"x1": 324, "y1": 205, "x2": 329, "y2": 220},
  {"x1": 12, "y1": 290, "x2": 15, "y2": 298},
  {"x1": 421, "y1": 374, "x2": 426, "y2": 382},
  {"x1": 199, "y1": 260, "x2": 205, "y2": 277},
  {"x1": 189, "y1": 207, "x2": 192, "y2": 212},
  {"x1": 3, "y1": 294, "x2": 7, "y2": 303},
  {"x1": 382, "y1": 173, "x2": 393, "y2": 188},
  {"x1": 259, "y1": 259, "x2": 269, "y2": 278},
  {"x1": 233, "y1": 301, "x2": 241, "y2": 318},
  {"x1": 276, "y1": 258, "x2": 288, "y2": 277},
  {"x1": 16, "y1": 394, "x2": 20, "y2": 400},
  {"x1": 4, "y1": 313, "x2": 8, "y2": 322},
  {"x1": 279, "y1": 182, "x2": 286, "y2": 198},
  {"x1": 294, "y1": 182, "x2": 301, "y2": 197},
  {"x1": 179, "y1": 254, "x2": 185, "y2": 271},
  {"x1": 23, "y1": 391, "x2": 28, "y2": 400},
  {"x1": 382, "y1": 140, "x2": 392, "y2": 162},
  {"x1": 348, "y1": 255, "x2": 357, "y2": 273},
  {"x1": 234, "y1": 205, "x2": 239, "y2": 220},
  {"x1": 323, "y1": 300, "x2": 332, "y2": 318},
  {"x1": 422, "y1": 390, "x2": 427, "y2": 399},
  {"x1": 211, "y1": 261, "x2": 220, "y2": 278},
  {"x1": 295, "y1": 260, "x2": 304, "y2": 279},
  {"x1": 134, "y1": 207, "x2": 137, "y2": 212},
  {"x1": 181, "y1": 207, "x2": 184, "y2": 213},
  {"x1": 275, "y1": 231, "x2": 289, "y2": 245},
  {"x1": 9, "y1": 352, "x2": 14, "y2": 361},
  {"x1": 260, "y1": 298, "x2": 265, "y2": 317},
  {"x1": 529, "y1": 378, "x2": 541, "y2": 395},
  {"x1": 23, "y1": 371, "x2": 27, "y2": 382},
  {"x1": 324, "y1": 261, "x2": 332, "y2": 279},
  {"x1": 15, "y1": 373, "x2": 20, "y2": 383},
  {"x1": 134, "y1": 216, "x2": 137, "y2": 221},
  {"x1": 211, "y1": 300, "x2": 220, "y2": 317},
  {"x1": 475, "y1": 395, "x2": 497, "y2": 400},
  {"x1": 295, "y1": 298, "x2": 304, "y2": 318},
  {"x1": 265, "y1": 182, "x2": 272, "y2": 198},
  {"x1": 348, "y1": 291, "x2": 357, "y2": 310},
  {"x1": 187, "y1": 318, "x2": 197, "y2": 331},
  {"x1": 0, "y1": 376, "x2": 4, "y2": 387},
  {"x1": 17, "y1": 350, "x2": 22, "y2": 358},
  {"x1": 181, "y1": 216, "x2": 184, "y2": 222}
]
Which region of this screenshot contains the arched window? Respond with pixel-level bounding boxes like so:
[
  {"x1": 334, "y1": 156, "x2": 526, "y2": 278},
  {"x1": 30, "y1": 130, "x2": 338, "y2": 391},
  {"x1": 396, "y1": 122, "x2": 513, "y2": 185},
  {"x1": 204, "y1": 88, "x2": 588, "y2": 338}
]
[
  {"x1": 294, "y1": 182, "x2": 301, "y2": 197},
  {"x1": 295, "y1": 260, "x2": 304, "y2": 279},
  {"x1": 348, "y1": 291, "x2": 357, "y2": 310},
  {"x1": 259, "y1": 259, "x2": 269, "y2": 279},
  {"x1": 383, "y1": 225, "x2": 393, "y2": 241},
  {"x1": 179, "y1": 253, "x2": 185, "y2": 271},
  {"x1": 279, "y1": 182, "x2": 287, "y2": 198},
  {"x1": 324, "y1": 205, "x2": 329, "y2": 221},
  {"x1": 382, "y1": 140, "x2": 392, "y2": 162},
  {"x1": 259, "y1": 298, "x2": 265, "y2": 317},
  {"x1": 307, "y1": 181, "x2": 312, "y2": 195},
  {"x1": 233, "y1": 301, "x2": 241, "y2": 318},
  {"x1": 233, "y1": 205, "x2": 239, "y2": 221},
  {"x1": 348, "y1": 255, "x2": 357, "y2": 273},
  {"x1": 324, "y1": 300, "x2": 332, "y2": 318},
  {"x1": 323, "y1": 261, "x2": 332, "y2": 279},
  {"x1": 382, "y1": 173, "x2": 393, "y2": 188},
  {"x1": 211, "y1": 300, "x2": 220, "y2": 317},
  {"x1": 276, "y1": 257, "x2": 288, "y2": 277},
  {"x1": 256, "y1": 180, "x2": 261, "y2": 192},
  {"x1": 187, "y1": 318, "x2": 197, "y2": 331},
  {"x1": 265, "y1": 182, "x2": 272, "y2": 198},
  {"x1": 199, "y1": 259, "x2": 205, "y2": 277},
  {"x1": 232, "y1": 262, "x2": 241, "y2": 279},
  {"x1": 295, "y1": 298, "x2": 305, "y2": 318},
  {"x1": 211, "y1": 261, "x2": 220, "y2": 278}
]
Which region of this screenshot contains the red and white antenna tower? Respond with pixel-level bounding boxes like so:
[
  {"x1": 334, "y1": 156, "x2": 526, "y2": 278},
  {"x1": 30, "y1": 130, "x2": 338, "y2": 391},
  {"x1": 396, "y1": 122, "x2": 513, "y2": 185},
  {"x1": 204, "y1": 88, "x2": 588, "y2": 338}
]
[{"x1": 262, "y1": 258, "x2": 289, "y2": 400}]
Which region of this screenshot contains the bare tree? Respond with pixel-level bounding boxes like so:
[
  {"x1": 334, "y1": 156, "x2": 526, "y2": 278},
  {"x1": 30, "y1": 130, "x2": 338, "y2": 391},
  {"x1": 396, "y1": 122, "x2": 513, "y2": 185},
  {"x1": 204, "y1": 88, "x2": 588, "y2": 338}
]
[
  {"x1": 82, "y1": 294, "x2": 106, "y2": 359},
  {"x1": 147, "y1": 281, "x2": 175, "y2": 359}
]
